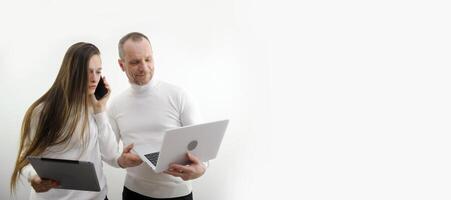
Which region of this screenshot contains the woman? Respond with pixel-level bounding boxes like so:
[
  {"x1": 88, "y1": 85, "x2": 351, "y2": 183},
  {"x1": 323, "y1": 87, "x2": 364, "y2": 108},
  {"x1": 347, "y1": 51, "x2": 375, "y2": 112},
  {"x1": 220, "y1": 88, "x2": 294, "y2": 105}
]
[{"x1": 10, "y1": 42, "x2": 142, "y2": 200}]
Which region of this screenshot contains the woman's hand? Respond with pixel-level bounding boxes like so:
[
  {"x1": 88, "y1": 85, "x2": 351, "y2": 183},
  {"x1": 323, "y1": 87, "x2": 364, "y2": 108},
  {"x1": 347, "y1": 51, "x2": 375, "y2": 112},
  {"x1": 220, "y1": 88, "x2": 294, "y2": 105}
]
[
  {"x1": 30, "y1": 175, "x2": 59, "y2": 193},
  {"x1": 90, "y1": 76, "x2": 111, "y2": 114}
]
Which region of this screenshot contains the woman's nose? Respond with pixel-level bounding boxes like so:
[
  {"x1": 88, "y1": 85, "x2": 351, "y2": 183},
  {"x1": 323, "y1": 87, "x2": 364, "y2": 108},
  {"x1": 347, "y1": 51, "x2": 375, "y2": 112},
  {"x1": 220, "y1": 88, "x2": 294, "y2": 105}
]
[{"x1": 89, "y1": 74, "x2": 97, "y2": 82}]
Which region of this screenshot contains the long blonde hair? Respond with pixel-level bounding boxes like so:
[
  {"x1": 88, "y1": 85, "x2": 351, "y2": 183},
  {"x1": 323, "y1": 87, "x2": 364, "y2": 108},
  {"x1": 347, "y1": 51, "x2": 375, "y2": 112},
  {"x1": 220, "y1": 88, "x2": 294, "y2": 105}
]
[{"x1": 10, "y1": 42, "x2": 100, "y2": 192}]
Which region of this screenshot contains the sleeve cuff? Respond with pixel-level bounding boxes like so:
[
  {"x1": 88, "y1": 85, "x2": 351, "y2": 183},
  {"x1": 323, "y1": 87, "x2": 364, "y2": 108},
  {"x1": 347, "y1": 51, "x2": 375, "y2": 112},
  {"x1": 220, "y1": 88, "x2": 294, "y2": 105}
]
[
  {"x1": 94, "y1": 112, "x2": 109, "y2": 127},
  {"x1": 113, "y1": 154, "x2": 122, "y2": 168},
  {"x1": 23, "y1": 164, "x2": 37, "y2": 182}
]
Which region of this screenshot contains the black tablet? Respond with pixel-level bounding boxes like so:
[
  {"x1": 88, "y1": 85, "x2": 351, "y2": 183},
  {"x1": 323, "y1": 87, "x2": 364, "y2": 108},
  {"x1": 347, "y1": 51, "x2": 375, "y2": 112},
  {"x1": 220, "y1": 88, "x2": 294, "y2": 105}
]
[{"x1": 27, "y1": 156, "x2": 100, "y2": 192}]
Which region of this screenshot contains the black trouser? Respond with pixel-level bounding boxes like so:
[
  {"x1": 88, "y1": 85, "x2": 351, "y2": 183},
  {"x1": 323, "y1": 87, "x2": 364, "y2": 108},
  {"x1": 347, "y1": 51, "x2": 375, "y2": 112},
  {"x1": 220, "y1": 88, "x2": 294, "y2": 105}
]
[{"x1": 122, "y1": 187, "x2": 193, "y2": 200}]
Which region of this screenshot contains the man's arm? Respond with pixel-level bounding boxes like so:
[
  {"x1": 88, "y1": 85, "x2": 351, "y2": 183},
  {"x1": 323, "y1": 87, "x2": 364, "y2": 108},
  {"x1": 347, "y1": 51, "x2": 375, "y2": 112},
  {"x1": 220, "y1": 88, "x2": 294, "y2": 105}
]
[
  {"x1": 105, "y1": 103, "x2": 143, "y2": 168},
  {"x1": 96, "y1": 103, "x2": 142, "y2": 168},
  {"x1": 165, "y1": 89, "x2": 208, "y2": 180}
]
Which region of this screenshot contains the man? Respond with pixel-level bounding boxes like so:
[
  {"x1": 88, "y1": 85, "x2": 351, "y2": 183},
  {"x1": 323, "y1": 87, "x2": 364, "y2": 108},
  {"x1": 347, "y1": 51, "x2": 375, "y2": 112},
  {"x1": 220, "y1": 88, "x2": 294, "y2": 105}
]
[{"x1": 108, "y1": 32, "x2": 207, "y2": 200}]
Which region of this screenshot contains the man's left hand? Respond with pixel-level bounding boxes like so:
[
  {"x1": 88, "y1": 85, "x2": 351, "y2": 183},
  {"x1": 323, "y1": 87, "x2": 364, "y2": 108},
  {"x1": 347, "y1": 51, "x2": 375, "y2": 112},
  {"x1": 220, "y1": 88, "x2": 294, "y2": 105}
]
[{"x1": 164, "y1": 152, "x2": 206, "y2": 181}]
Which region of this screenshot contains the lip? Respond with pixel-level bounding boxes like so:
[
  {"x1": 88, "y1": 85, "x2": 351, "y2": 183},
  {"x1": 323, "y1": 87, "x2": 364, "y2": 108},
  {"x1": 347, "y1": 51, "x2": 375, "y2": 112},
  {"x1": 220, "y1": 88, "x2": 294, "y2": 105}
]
[{"x1": 89, "y1": 86, "x2": 97, "y2": 89}]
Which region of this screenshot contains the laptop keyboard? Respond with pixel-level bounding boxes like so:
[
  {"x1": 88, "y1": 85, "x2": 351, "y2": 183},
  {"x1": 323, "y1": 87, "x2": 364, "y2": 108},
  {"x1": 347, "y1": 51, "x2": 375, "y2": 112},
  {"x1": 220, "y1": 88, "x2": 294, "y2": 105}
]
[{"x1": 144, "y1": 152, "x2": 160, "y2": 166}]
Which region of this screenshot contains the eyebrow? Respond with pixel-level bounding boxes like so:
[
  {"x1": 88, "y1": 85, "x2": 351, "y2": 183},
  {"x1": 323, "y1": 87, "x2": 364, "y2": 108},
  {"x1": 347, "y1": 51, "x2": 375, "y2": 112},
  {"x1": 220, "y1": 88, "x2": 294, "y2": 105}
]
[{"x1": 89, "y1": 67, "x2": 102, "y2": 71}]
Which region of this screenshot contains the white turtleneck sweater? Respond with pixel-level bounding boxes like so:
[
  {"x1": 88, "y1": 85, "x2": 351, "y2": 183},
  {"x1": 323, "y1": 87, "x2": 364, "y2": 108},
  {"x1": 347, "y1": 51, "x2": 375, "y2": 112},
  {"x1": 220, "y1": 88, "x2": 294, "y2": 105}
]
[
  {"x1": 21, "y1": 104, "x2": 122, "y2": 200},
  {"x1": 107, "y1": 79, "x2": 202, "y2": 198}
]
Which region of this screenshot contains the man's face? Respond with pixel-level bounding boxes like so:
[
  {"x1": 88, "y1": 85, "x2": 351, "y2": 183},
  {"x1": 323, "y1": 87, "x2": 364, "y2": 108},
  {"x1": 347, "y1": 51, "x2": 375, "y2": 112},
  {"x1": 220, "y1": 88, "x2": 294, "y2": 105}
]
[{"x1": 119, "y1": 39, "x2": 154, "y2": 85}]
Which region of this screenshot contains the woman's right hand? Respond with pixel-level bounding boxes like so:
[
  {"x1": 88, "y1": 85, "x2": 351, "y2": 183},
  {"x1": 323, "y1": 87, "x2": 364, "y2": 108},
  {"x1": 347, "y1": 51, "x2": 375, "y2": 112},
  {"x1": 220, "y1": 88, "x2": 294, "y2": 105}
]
[{"x1": 30, "y1": 175, "x2": 59, "y2": 193}]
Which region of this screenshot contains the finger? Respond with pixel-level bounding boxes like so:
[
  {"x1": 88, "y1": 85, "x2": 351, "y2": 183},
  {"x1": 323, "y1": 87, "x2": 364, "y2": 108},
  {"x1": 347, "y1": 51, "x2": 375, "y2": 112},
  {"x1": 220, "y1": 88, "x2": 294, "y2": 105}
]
[
  {"x1": 164, "y1": 170, "x2": 184, "y2": 178},
  {"x1": 102, "y1": 76, "x2": 109, "y2": 85},
  {"x1": 102, "y1": 88, "x2": 111, "y2": 100},
  {"x1": 89, "y1": 93, "x2": 98, "y2": 103},
  {"x1": 34, "y1": 183, "x2": 52, "y2": 193},
  {"x1": 51, "y1": 180, "x2": 60, "y2": 187},
  {"x1": 168, "y1": 164, "x2": 192, "y2": 173},
  {"x1": 41, "y1": 180, "x2": 52, "y2": 185},
  {"x1": 123, "y1": 143, "x2": 134, "y2": 153},
  {"x1": 104, "y1": 90, "x2": 111, "y2": 98},
  {"x1": 38, "y1": 186, "x2": 52, "y2": 192},
  {"x1": 129, "y1": 154, "x2": 143, "y2": 163},
  {"x1": 40, "y1": 179, "x2": 54, "y2": 188},
  {"x1": 124, "y1": 154, "x2": 143, "y2": 165},
  {"x1": 186, "y1": 152, "x2": 200, "y2": 164},
  {"x1": 31, "y1": 175, "x2": 42, "y2": 185},
  {"x1": 35, "y1": 187, "x2": 49, "y2": 193},
  {"x1": 166, "y1": 169, "x2": 189, "y2": 180},
  {"x1": 103, "y1": 76, "x2": 112, "y2": 92}
]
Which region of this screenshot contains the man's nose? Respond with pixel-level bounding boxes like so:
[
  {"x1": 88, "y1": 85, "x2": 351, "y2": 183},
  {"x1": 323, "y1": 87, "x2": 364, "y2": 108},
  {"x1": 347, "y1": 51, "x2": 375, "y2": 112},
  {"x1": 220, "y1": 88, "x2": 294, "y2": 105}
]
[{"x1": 137, "y1": 62, "x2": 146, "y2": 71}]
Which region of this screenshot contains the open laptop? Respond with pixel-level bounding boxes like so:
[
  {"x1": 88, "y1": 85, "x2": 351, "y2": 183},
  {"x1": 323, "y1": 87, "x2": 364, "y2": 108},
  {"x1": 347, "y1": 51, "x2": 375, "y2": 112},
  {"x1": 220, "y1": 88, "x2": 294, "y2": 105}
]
[{"x1": 133, "y1": 119, "x2": 229, "y2": 173}]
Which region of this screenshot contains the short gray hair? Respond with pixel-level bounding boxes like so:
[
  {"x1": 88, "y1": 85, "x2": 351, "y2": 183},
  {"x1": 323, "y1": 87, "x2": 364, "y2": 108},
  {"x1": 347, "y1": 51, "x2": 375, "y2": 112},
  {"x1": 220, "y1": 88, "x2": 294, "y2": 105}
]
[{"x1": 118, "y1": 32, "x2": 150, "y2": 59}]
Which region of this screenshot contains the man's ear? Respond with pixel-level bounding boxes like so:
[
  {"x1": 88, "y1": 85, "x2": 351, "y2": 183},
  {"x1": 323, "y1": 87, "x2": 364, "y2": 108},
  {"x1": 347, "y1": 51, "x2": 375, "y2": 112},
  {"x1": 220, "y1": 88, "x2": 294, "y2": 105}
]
[{"x1": 118, "y1": 59, "x2": 125, "y2": 72}]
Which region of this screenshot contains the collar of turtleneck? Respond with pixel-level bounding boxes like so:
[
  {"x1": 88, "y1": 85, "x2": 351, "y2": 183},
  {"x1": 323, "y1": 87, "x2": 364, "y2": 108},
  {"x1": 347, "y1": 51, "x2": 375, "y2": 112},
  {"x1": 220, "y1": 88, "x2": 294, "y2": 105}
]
[{"x1": 130, "y1": 78, "x2": 158, "y2": 95}]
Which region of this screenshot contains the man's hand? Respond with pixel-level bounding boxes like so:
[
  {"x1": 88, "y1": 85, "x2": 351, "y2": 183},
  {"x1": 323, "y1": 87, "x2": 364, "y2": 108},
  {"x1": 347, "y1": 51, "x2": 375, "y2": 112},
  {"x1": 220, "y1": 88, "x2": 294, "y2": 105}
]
[
  {"x1": 164, "y1": 152, "x2": 206, "y2": 181},
  {"x1": 30, "y1": 175, "x2": 59, "y2": 193},
  {"x1": 118, "y1": 143, "x2": 143, "y2": 168}
]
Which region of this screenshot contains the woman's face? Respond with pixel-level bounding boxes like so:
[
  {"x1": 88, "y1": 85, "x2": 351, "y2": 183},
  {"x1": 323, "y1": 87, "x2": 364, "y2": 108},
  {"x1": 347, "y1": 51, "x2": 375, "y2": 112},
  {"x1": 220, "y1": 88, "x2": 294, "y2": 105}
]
[{"x1": 87, "y1": 54, "x2": 102, "y2": 95}]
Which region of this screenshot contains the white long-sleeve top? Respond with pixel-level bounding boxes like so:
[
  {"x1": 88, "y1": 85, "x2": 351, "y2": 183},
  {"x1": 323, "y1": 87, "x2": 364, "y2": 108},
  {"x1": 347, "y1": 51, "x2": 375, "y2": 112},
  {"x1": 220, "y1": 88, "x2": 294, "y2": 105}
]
[
  {"x1": 21, "y1": 104, "x2": 121, "y2": 200},
  {"x1": 108, "y1": 79, "x2": 202, "y2": 198}
]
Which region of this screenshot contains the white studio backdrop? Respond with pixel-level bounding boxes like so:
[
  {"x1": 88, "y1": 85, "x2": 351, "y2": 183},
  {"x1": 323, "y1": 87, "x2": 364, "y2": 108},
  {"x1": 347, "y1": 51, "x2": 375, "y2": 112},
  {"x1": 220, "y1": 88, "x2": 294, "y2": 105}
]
[{"x1": 1, "y1": 0, "x2": 451, "y2": 200}]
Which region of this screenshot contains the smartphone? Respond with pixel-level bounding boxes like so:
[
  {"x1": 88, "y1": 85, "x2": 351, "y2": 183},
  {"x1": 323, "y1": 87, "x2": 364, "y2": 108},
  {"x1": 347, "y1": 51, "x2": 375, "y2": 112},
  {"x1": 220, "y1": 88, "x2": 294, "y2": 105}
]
[{"x1": 94, "y1": 77, "x2": 108, "y2": 100}]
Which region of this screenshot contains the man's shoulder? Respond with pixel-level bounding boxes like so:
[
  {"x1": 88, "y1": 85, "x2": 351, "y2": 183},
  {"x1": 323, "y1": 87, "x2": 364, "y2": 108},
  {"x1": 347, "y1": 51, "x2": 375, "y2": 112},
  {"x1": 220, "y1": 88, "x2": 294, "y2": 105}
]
[{"x1": 157, "y1": 81, "x2": 186, "y2": 95}]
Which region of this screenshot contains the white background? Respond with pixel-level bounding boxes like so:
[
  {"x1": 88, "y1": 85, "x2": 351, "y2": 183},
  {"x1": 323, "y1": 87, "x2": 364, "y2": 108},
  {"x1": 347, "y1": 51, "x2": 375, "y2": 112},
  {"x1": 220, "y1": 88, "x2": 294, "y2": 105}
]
[{"x1": 1, "y1": 0, "x2": 450, "y2": 200}]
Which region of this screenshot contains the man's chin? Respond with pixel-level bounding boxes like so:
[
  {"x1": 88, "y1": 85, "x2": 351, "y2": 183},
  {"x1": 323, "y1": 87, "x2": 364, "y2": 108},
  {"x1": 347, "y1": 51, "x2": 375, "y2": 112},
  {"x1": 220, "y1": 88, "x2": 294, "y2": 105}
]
[
  {"x1": 135, "y1": 78, "x2": 150, "y2": 85},
  {"x1": 139, "y1": 82, "x2": 149, "y2": 85}
]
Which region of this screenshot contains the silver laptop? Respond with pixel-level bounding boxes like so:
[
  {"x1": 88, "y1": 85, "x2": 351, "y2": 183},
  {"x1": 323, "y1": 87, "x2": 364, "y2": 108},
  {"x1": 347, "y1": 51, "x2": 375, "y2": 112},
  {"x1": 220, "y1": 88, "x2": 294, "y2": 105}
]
[{"x1": 133, "y1": 119, "x2": 229, "y2": 173}]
